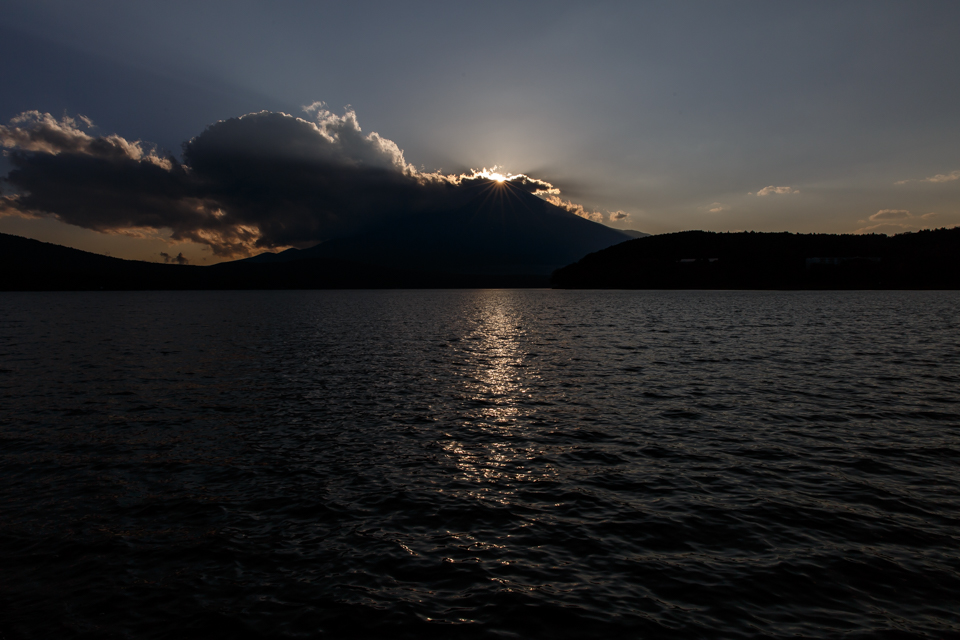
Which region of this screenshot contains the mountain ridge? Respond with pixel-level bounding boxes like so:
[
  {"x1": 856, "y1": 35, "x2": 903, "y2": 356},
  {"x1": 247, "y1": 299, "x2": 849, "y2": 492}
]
[
  {"x1": 232, "y1": 181, "x2": 633, "y2": 275},
  {"x1": 0, "y1": 233, "x2": 550, "y2": 290},
  {"x1": 551, "y1": 228, "x2": 960, "y2": 289}
]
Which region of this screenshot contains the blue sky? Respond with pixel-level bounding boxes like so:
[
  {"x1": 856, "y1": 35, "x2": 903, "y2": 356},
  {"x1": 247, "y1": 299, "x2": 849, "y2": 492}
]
[{"x1": 1, "y1": 1, "x2": 958, "y2": 262}]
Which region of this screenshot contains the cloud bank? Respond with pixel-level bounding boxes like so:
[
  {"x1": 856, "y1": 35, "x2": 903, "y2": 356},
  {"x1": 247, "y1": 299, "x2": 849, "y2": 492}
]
[
  {"x1": 869, "y1": 209, "x2": 912, "y2": 221},
  {"x1": 543, "y1": 196, "x2": 630, "y2": 224},
  {"x1": 855, "y1": 209, "x2": 945, "y2": 234},
  {"x1": 895, "y1": 169, "x2": 960, "y2": 185},
  {"x1": 1, "y1": 108, "x2": 616, "y2": 257},
  {"x1": 754, "y1": 185, "x2": 799, "y2": 196}
]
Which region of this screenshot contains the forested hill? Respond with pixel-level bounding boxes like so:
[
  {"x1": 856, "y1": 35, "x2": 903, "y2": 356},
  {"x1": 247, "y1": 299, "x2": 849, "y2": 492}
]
[
  {"x1": 0, "y1": 233, "x2": 548, "y2": 290},
  {"x1": 551, "y1": 228, "x2": 960, "y2": 289}
]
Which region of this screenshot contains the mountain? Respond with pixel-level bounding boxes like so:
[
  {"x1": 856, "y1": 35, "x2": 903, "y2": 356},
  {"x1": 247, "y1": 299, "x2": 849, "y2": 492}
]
[
  {"x1": 235, "y1": 181, "x2": 634, "y2": 275},
  {"x1": 551, "y1": 228, "x2": 960, "y2": 289},
  {"x1": 620, "y1": 230, "x2": 651, "y2": 239},
  {"x1": 0, "y1": 233, "x2": 548, "y2": 290},
  {"x1": 0, "y1": 233, "x2": 191, "y2": 290},
  {"x1": 1, "y1": 180, "x2": 643, "y2": 289},
  {"x1": 238, "y1": 246, "x2": 311, "y2": 264},
  {"x1": 7, "y1": 227, "x2": 958, "y2": 291}
]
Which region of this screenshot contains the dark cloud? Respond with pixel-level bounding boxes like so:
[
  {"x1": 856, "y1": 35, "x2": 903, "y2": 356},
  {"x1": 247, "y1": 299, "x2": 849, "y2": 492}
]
[
  {"x1": 1, "y1": 109, "x2": 607, "y2": 257},
  {"x1": 0, "y1": 111, "x2": 156, "y2": 162},
  {"x1": 1, "y1": 111, "x2": 245, "y2": 252},
  {"x1": 159, "y1": 251, "x2": 188, "y2": 265}
]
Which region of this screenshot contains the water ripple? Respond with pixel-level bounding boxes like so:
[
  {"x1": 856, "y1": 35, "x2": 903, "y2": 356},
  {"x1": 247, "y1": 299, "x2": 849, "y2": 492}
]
[{"x1": 1, "y1": 290, "x2": 959, "y2": 638}]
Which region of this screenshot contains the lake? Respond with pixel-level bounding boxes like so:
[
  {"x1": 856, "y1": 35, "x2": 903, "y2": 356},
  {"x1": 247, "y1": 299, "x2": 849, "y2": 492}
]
[{"x1": 1, "y1": 290, "x2": 958, "y2": 638}]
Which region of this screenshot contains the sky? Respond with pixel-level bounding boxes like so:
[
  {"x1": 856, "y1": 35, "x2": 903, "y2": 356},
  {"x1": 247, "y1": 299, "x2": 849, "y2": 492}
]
[{"x1": 1, "y1": 0, "x2": 959, "y2": 263}]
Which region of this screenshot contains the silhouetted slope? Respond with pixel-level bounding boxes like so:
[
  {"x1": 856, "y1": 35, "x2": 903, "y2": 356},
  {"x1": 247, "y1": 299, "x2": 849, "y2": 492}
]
[
  {"x1": 238, "y1": 246, "x2": 309, "y2": 264},
  {"x1": 0, "y1": 233, "x2": 548, "y2": 290},
  {"x1": 0, "y1": 233, "x2": 200, "y2": 290},
  {"x1": 250, "y1": 181, "x2": 633, "y2": 275},
  {"x1": 551, "y1": 228, "x2": 960, "y2": 289}
]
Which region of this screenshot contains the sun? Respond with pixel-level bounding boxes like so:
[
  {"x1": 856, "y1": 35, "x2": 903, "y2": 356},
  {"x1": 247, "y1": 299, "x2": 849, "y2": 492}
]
[{"x1": 477, "y1": 167, "x2": 510, "y2": 183}]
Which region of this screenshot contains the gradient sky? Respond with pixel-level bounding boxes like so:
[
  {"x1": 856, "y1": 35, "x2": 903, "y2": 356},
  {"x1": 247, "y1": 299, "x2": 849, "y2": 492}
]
[{"x1": 2, "y1": 0, "x2": 959, "y2": 263}]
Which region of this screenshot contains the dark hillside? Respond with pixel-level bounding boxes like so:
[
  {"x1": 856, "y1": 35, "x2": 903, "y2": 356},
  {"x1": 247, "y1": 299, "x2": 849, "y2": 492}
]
[
  {"x1": 0, "y1": 233, "x2": 548, "y2": 290},
  {"x1": 551, "y1": 228, "x2": 960, "y2": 289},
  {"x1": 0, "y1": 233, "x2": 203, "y2": 290},
  {"x1": 243, "y1": 180, "x2": 632, "y2": 276}
]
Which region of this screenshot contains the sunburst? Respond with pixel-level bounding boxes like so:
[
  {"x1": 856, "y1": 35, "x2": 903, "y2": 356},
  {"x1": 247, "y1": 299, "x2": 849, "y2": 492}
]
[{"x1": 476, "y1": 167, "x2": 510, "y2": 183}]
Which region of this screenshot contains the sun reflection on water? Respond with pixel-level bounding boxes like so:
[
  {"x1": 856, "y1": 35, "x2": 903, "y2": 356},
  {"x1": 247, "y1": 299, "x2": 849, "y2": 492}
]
[{"x1": 439, "y1": 291, "x2": 556, "y2": 498}]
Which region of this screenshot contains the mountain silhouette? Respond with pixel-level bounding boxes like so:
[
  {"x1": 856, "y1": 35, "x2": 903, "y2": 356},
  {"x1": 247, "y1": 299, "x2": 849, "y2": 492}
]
[
  {"x1": 237, "y1": 179, "x2": 633, "y2": 275},
  {"x1": 0, "y1": 232, "x2": 548, "y2": 290},
  {"x1": 5, "y1": 226, "x2": 959, "y2": 291},
  {"x1": 552, "y1": 228, "x2": 960, "y2": 289}
]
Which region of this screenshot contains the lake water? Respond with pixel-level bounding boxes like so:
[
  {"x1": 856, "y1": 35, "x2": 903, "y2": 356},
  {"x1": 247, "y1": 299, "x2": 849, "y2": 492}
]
[{"x1": 1, "y1": 290, "x2": 959, "y2": 639}]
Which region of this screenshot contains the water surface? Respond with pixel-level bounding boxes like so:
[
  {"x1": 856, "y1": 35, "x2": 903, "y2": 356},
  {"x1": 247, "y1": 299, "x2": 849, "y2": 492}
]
[{"x1": 1, "y1": 290, "x2": 958, "y2": 638}]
